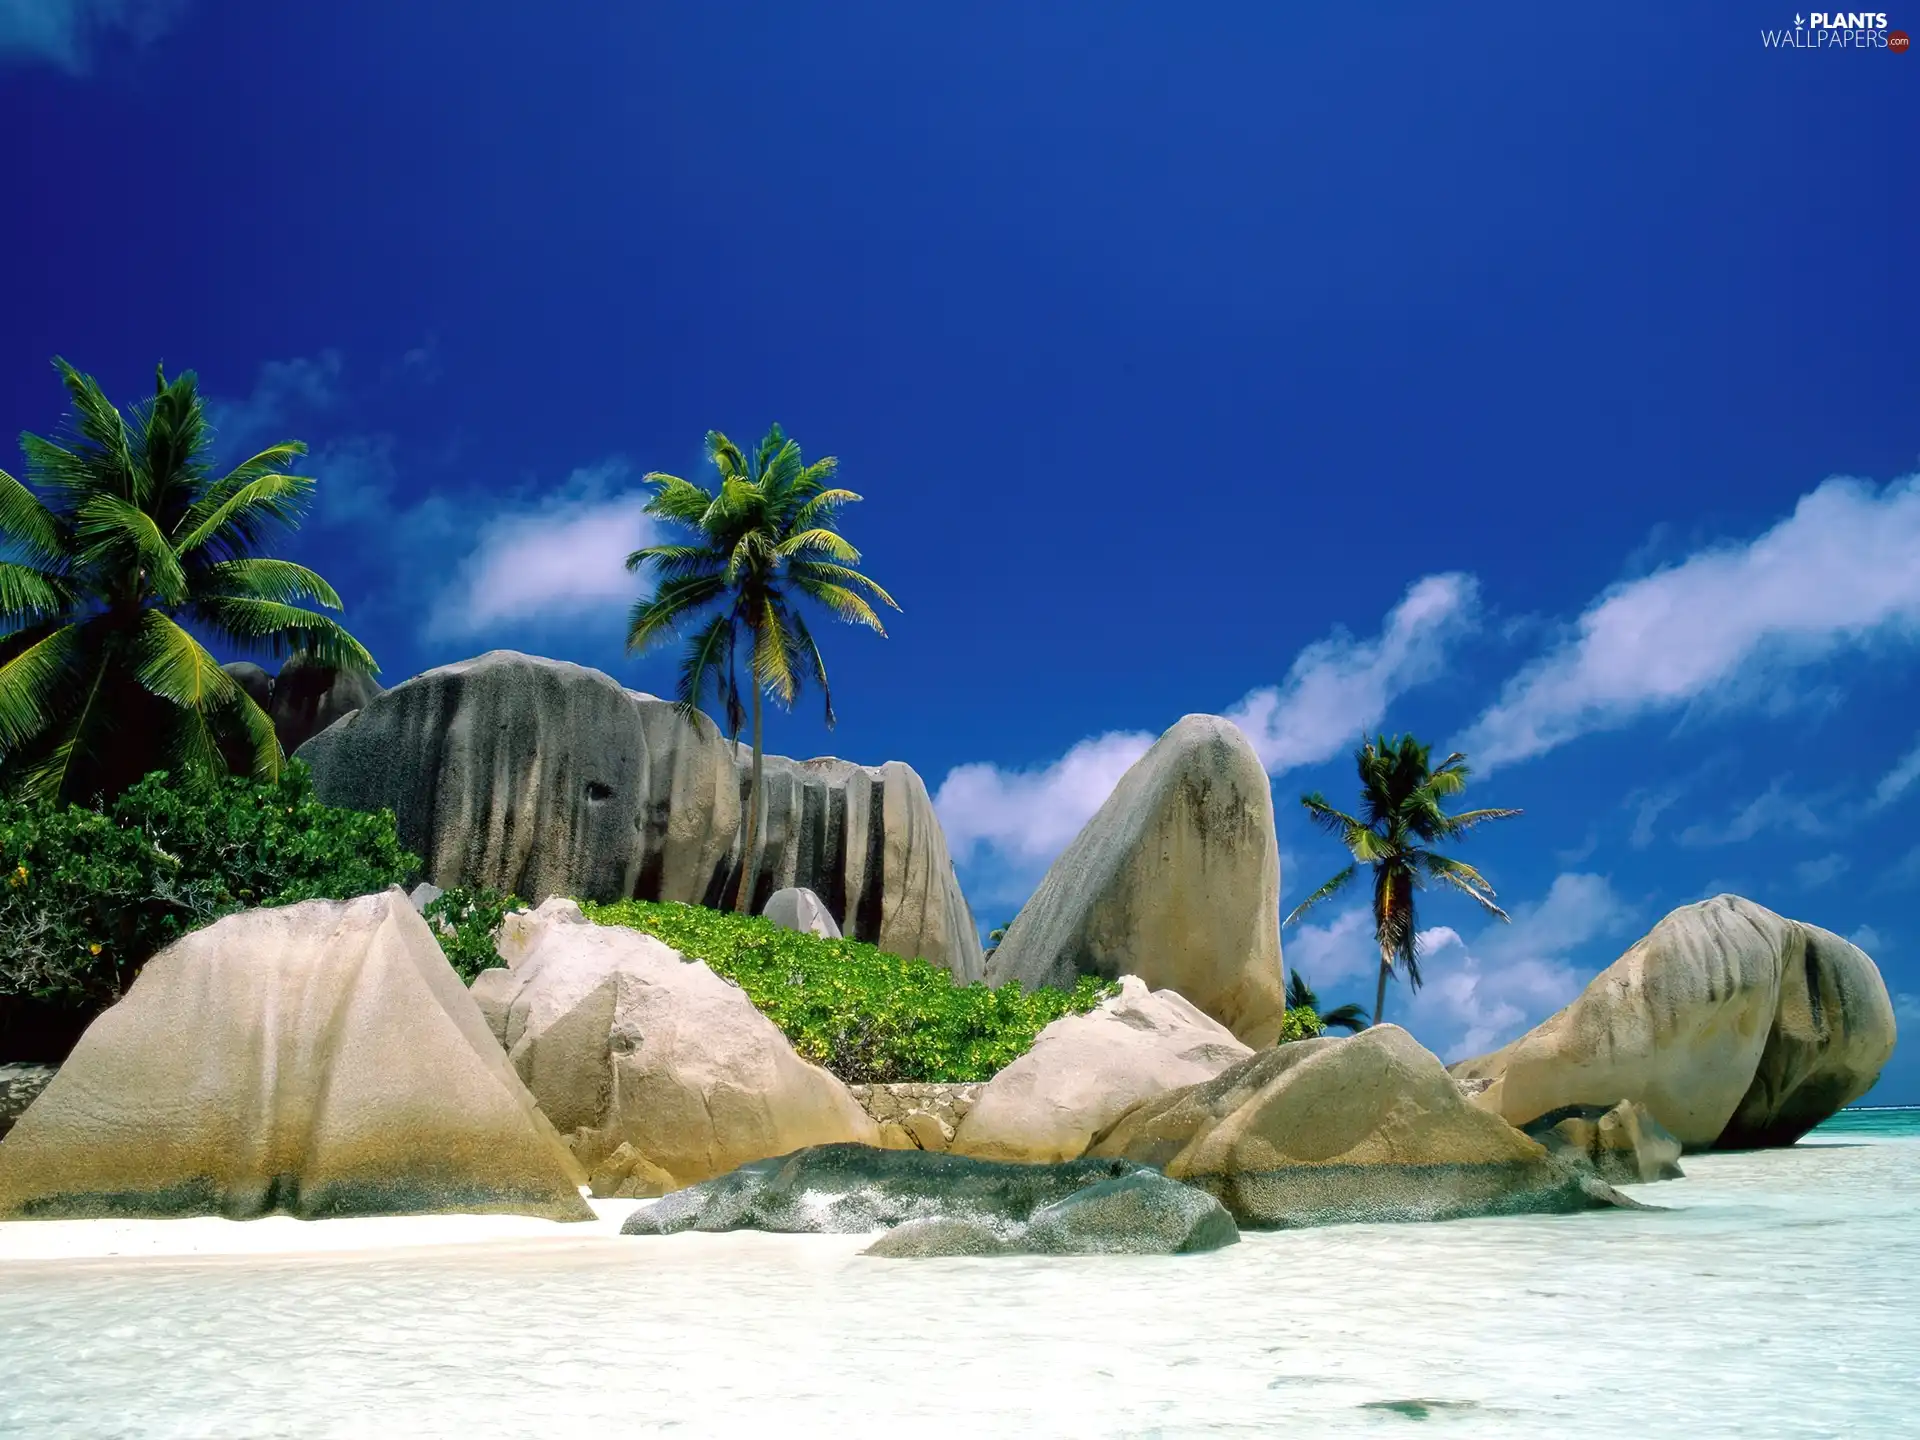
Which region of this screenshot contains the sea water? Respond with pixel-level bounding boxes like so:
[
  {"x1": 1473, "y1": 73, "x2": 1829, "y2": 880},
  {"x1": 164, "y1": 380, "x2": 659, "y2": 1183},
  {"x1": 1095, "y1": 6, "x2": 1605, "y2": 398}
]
[{"x1": 1, "y1": 1110, "x2": 1915, "y2": 1438}]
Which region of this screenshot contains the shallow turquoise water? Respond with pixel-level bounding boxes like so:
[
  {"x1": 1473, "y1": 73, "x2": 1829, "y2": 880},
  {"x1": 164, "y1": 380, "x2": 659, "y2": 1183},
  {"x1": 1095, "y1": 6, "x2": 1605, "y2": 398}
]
[{"x1": 1, "y1": 1109, "x2": 1915, "y2": 1438}]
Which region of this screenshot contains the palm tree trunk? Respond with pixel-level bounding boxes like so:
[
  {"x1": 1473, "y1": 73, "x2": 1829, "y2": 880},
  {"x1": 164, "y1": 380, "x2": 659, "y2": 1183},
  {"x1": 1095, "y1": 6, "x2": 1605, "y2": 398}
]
[
  {"x1": 736, "y1": 682, "x2": 764, "y2": 914},
  {"x1": 1373, "y1": 945, "x2": 1392, "y2": 1029}
]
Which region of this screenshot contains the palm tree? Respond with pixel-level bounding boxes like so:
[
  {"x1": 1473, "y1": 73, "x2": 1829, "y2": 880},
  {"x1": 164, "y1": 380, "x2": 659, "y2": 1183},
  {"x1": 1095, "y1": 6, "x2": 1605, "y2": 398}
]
[
  {"x1": 626, "y1": 425, "x2": 898, "y2": 913},
  {"x1": 1285, "y1": 969, "x2": 1370, "y2": 1034},
  {"x1": 1283, "y1": 734, "x2": 1520, "y2": 1028},
  {"x1": 0, "y1": 360, "x2": 375, "y2": 804}
]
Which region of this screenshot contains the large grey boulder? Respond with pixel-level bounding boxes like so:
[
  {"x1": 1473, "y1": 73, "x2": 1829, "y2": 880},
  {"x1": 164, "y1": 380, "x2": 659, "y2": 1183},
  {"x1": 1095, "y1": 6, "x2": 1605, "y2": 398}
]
[
  {"x1": 1449, "y1": 896, "x2": 1897, "y2": 1149},
  {"x1": 297, "y1": 652, "x2": 983, "y2": 981},
  {"x1": 983, "y1": 715, "x2": 1286, "y2": 1044},
  {"x1": 621, "y1": 1141, "x2": 1238, "y2": 1257},
  {"x1": 220, "y1": 658, "x2": 383, "y2": 758},
  {"x1": 952, "y1": 976, "x2": 1252, "y2": 1163},
  {"x1": 0, "y1": 891, "x2": 591, "y2": 1221},
  {"x1": 761, "y1": 887, "x2": 843, "y2": 939},
  {"x1": 1090, "y1": 1025, "x2": 1629, "y2": 1228},
  {"x1": 473, "y1": 898, "x2": 880, "y2": 1191}
]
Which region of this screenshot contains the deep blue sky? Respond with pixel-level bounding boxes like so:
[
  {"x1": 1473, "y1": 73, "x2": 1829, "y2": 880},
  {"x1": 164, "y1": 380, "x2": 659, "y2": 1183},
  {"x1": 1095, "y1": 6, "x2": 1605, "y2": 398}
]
[{"x1": 4, "y1": 2, "x2": 1916, "y2": 1096}]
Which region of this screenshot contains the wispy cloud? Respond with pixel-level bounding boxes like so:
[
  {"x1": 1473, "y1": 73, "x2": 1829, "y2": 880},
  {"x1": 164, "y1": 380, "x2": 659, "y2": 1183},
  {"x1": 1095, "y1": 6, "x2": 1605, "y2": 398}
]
[
  {"x1": 1223, "y1": 573, "x2": 1479, "y2": 771},
  {"x1": 935, "y1": 574, "x2": 1480, "y2": 897},
  {"x1": 1871, "y1": 734, "x2": 1920, "y2": 811},
  {"x1": 207, "y1": 352, "x2": 345, "y2": 454},
  {"x1": 0, "y1": 0, "x2": 188, "y2": 71},
  {"x1": 426, "y1": 464, "x2": 656, "y2": 642},
  {"x1": 1463, "y1": 474, "x2": 1920, "y2": 769},
  {"x1": 1792, "y1": 852, "x2": 1850, "y2": 890},
  {"x1": 1677, "y1": 778, "x2": 1829, "y2": 848},
  {"x1": 1848, "y1": 924, "x2": 1884, "y2": 954}
]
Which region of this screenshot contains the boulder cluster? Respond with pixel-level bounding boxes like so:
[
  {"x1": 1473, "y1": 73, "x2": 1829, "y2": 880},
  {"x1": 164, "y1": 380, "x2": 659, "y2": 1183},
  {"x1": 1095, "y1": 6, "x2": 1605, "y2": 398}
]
[{"x1": 0, "y1": 650, "x2": 1898, "y2": 1255}]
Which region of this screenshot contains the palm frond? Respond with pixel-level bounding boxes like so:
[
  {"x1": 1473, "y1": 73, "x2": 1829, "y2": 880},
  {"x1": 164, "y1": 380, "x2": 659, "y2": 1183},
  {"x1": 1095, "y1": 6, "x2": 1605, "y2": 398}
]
[
  {"x1": 789, "y1": 576, "x2": 886, "y2": 633},
  {"x1": 1299, "y1": 793, "x2": 1366, "y2": 840},
  {"x1": 786, "y1": 559, "x2": 900, "y2": 611},
  {"x1": 751, "y1": 594, "x2": 797, "y2": 703},
  {"x1": 170, "y1": 473, "x2": 313, "y2": 560},
  {"x1": 74, "y1": 495, "x2": 189, "y2": 603},
  {"x1": 0, "y1": 563, "x2": 71, "y2": 627},
  {"x1": 791, "y1": 487, "x2": 862, "y2": 531},
  {"x1": 775, "y1": 528, "x2": 860, "y2": 562},
  {"x1": 1281, "y1": 863, "x2": 1357, "y2": 928},
  {"x1": 0, "y1": 468, "x2": 66, "y2": 566},
  {"x1": 627, "y1": 573, "x2": 728, "y2": 654},
  {"x1": 785, "y1": 604, "x2": 835, "y2": 728},
  {"x1": 1432, "y1": 805, "x2": 1524, "y2": 836},
  {"x1": 199, "y1": 558, "x2": 343, "y2": 609},
  {"x1": 188, "y1": 597, "x2": 377, "y2": 671},
  {"x1": 0, "y1": 623, "x2": 88, "y2": 750},
  {"x1": 625, "y1": 543, "x2": 724, "y2": 579},
  {"x1": 128, "y1": 610, "x2": 242, "y2": 713}
]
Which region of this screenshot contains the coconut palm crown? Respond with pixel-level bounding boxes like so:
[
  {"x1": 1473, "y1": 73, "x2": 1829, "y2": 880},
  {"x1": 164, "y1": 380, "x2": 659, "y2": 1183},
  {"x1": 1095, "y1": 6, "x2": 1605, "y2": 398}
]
[
  {"x1": 0, "y1": 359, "x2": 375, "y2": 804},
  {"x1": 1283, "y1": 734, "x2": 1521, "y2": 1028},
  {"x1": 625, "y1": 425, "x2": 898, "y2": 912}
]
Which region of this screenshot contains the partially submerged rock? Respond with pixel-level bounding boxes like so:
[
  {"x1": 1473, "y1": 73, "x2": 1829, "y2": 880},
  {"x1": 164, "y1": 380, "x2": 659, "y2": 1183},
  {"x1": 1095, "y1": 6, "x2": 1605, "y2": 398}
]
[
  {"x1": 1090, "y1": 1025, "x2": 1629, "y2": 1228},
  {"x1": 952, "y1": 976, "x2": 1251, "y2": 1163},
  {"x1": 475, "y1": 898, "x2": 879, "y2": 1191},
  {"x1": 622, "y1": 1141, "x2": 1237, "y2": 1256},
  {"x1": 298, "y1": 651, "x2": 983, "y2": 981},
  {"x1": 1450, "y1": 897, "x2": 1897, "y2": 1149},
  {"x1": 983, "y1": 715, "x2": 1287, "y2": 1045},
  {"x1": 867, "y1": 1171, "x2": 1239, "y2": 1257},
  {"x1": 761, "y1": 886, "x2": 842, "y2": 939},
  {"x1": 1523, "y1": 1101, "x2": 1684, "y2": 1186},
  {"x1": 0, "y1": 891, "x2": 591, "y2": 1221}
]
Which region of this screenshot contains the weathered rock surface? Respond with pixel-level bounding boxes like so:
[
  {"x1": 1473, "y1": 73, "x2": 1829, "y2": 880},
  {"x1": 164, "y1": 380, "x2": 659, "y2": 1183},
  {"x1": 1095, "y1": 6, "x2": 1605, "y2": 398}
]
[
  {"x1": 982, "y1": 715, "x2": 1286, "y2": 1044},
  {"x1": 1090, "y1": 1025, "x2": 1629, "y2": 1228},
  {"x1": 762, "y1": 886, "x2": 842, "y2": 939},
  {"x1": 866, "y1": 1171, "x2": 1239, "y2": 1257},
  {"x1": 475, "y1": 897, "x2": 879, "y2": 1190},
  {"x1": 0, "y1": 891, "x2": 591, "y2": 1221},
  {"x1": 1523, "y1": 1101, "x2": 1684, "y2": 1186},
  {"x1": 0, "y1": 1064, "x2": 57, "y2": 1141},
  {"x1": 297, "y1": 651, "x2": 983, "y2": 981},
  {"x1": 621, "y1": 1141, "x2": 1238, "y2": 1256},
  {"x1": 952, "y1": 976, "x2": 1252, "y2": 1163},
  {"x1": 1449, "y1": 896, "x2": 1897, "y2": 1149}
]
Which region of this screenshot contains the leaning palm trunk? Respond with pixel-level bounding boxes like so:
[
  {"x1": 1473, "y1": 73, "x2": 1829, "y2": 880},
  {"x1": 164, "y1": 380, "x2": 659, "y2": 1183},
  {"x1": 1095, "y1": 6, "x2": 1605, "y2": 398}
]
[
  {"x1": 737, "y1": 683, "x2": 765, "y2": 914},
  {"x1": 1374, "y1": 945, "x2": 1393, "y2": 1029}
]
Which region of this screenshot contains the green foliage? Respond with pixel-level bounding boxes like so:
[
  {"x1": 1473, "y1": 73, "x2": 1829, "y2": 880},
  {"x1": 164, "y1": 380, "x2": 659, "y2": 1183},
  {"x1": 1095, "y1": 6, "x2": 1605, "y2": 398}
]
[
  {"x1": 0, "y1": 764, "x2": 416, "y2": 1014},
  {"x1": 423, "y1": 885, "x2": 524, "y2": 983},
  {"x1": 582, "y1": 897, "x2": 1114, "y2": 1083},
  {"x1": 1279, "y1": 1005, "x2": 1326, "y2": 1044},
  {"x1": 1285, "y1": 969, "x2": 1370, "y2": 1034},
  {"x1": 0, "y1": 359, "x2": 376, "y2": 805},
  {"x1": 1284, "y1": 733, "x2": 1520, "y2": 1026}
]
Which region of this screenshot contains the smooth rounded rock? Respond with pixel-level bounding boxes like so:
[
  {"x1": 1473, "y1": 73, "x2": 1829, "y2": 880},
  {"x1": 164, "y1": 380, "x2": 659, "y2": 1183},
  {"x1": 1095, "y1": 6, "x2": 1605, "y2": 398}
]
[{"x1": 761, "y1": 887, "x2": 843, "y2": 939}]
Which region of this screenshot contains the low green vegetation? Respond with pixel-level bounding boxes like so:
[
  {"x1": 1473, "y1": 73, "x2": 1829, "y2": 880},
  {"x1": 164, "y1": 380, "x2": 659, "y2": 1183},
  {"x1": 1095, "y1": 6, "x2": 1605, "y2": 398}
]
[
  {"x1": 0, "y1": 764, "x2": 416, "y2": 1017},
  {"x1": 583, "y1": 897, "x2": 1114, "y2": 1083},
  {"x1": 424, "y1": 885, "x2": 525, "y2": 983}
]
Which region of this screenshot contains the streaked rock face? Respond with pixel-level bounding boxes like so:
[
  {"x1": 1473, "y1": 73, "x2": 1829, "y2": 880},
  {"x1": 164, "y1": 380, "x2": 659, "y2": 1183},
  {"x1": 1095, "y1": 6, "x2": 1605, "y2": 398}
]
[
  {"x1": 983, "y1": 714, "x2": 1286, "y2": 1044},
  {"x1": 473, "y1": 898, "x2": 879, "y2": 1190},
  {"x1": 0, "y1": 890, "x2": 590, "y2": 1222},
  {"x1": 296, "y1": 650, "x2": 983, "y2": 981},
  {"x1": 1090, "y1": 1025, "x2": 1629, "y2": 1228},
  {"x1": 1449, "y1": 896, "x2": 1896, "y2": 1150}
]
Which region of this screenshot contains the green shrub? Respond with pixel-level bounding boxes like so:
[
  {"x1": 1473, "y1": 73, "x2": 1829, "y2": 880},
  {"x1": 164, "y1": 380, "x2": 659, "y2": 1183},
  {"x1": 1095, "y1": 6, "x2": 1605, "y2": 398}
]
[
  {"x1": 582, "y1": 898, "x2": 1115, "y2": 1084},
  {"x1": 423, "y1": 885, "x2": 525, "y2": 982},
  {"x1": 0, "y1": 764, "x2": 418, "y2": 1017},
  {"x1": 1279, "y1": 1005, "x2": 1324, "y2": 1043}
]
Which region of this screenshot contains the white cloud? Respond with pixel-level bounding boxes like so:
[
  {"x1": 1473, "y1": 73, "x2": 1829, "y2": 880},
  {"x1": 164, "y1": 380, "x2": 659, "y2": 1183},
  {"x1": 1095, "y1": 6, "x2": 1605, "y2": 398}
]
[
  {"x1": 1285, "y1": 905, "x2": 1377, "y2": 991},
  {"x1": 1224, "y1": 573, "x2": 1479, "y2": 771},
  {"x1": 0, "y1": 0, "x2": 187, "y2": 71},
  {"x1": 937, "y1": 574, "x2": 1479, "y2": 888},
  {"x1": 426, "y1": 465, "x2": 655, "y2": 641},
  {"x1": 1463, "y1": 475, "x2": 1920, "y2": 768},
  {"x1": 1793, "y1": 852, "x2": 1850, "y2": 890},
  {"x1": 936, "y1": 730, "x2": 1154, "y2": 871},
  {"x1": 1400, "y1": 873, "x2": 1632, "y2": 1060},
  {"x1": 1894, "y1": 993, "x2": 1920, "y2": 1026},
  {"x1": 1848, "y1": 925, "x2": 1884, "y2": 954},
  {"x1": 1870, "y1": 734, "x2": 1920, "y2": 811}
]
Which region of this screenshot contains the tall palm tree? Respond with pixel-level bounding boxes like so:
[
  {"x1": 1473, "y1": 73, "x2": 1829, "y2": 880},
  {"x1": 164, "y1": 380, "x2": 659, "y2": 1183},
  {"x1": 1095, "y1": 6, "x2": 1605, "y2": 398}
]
[
  {"x1": 626, "y1": 425, "x2": 898, "y2": 913},
  {"x1": 1285, "y1": 969, "x2": 1370, "y2": 1034},
  {"x1": 1283, "y1": 734, "x2": 1520, "y2": 1028},
  {"x1": 0, "y1": 360, "x2": 375, "y2": 804}
]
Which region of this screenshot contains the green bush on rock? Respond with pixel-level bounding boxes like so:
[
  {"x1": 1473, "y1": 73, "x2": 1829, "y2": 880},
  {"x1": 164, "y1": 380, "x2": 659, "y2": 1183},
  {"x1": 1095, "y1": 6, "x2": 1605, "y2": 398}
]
[
  {"x1": 0, "y1": 764, "x2": 417, "y2": 1021},
  {"x1": 583, "y1": 899, "x2": 1115, "y2": 1084},
  {"x1": 424, "y1": 885, "x2": 525, "y2": 983}
]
